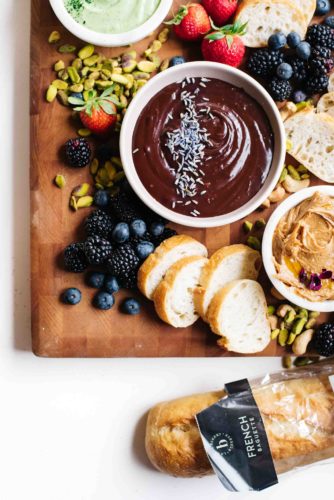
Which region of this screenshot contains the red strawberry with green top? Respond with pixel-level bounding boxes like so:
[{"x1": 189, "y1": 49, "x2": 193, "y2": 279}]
[
  {"x1": 202, "y1": 0, "x2": 238, "y2": 26},
  {"x1": 166, "y1": 3, "x2": 211, "y2": 41},
  {"x1": 201, "y1": 21, "x2": 247, "y2": 68},
  {"x1": 68, "y1": 87, "x2": 118, "y2": 136}
]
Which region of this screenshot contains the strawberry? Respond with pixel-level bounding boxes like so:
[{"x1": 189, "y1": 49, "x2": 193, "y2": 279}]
[
  {"x1": 201, "y1": 22, "x2": 247, "y2": 67},
  {"x1": 202, "y1": 0, "x2": 238, "y2": 26},
  {"x1": 68, "y1": 87, "x2": 118, "y2": 136},
  {"x1": 166, "y1": 3, "x2": 211, "y2": 41}
]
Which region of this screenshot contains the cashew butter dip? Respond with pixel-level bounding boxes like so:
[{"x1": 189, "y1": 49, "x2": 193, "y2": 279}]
[
  {"x1": 132, "y1": 77, "x2": 274, "y2": 218},
  {"x1": 64, "y1": 0, "x2": 161, "y2": 34}
]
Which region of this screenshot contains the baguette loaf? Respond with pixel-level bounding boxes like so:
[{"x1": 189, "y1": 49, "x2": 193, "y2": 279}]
[
  {"x1": 194, "y1": 244, "x2": 261, "y2": 322},
  {"x1": 235, "y1": 0, "x2": 307, "y2": 48},
  {"x1": 317, "y1": 92, "x2": 334, "y2": 117},
  {"x1": 207, "y1": 279, "x2": 271, "y2": 354},
  {"x1": 137, "y1": 235, "x2": 208, "y2": 300},
  {"x1": 146, "y1": 375, "x2": 334, "y2": 478},
  {"x1": 154, "y1": 255, "x2": 208, "y2": 328},
  {"x1": 284, "y1": 108, "x2": 334, "y2": 183}
]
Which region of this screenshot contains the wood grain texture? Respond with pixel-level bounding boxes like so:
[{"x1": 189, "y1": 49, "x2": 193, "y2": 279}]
[{"x1": 31, "y1": 0, "x2": 330, "y2": 357}]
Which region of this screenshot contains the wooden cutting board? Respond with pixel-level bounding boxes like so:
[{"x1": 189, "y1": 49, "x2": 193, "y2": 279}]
[{"x1": 31, "y1": 0, "x2": 331, "y2": 357}]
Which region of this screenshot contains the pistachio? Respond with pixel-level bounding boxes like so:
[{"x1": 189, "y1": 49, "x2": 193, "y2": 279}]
[
  {"x1": 76, "y1": 195, "x2": 94, "y2": 208},
  {"x1": 124, "y1": 74, "x2": 134, "y2": 89},
  {"x1": 104, "y1": 161, "x2": 117, "y2": 180},
  {"x1": 122, "y1": 50, "x2": 137, "y2": 60},
  {"x1": 286, "y1": 139, "x2": 293, "y2": 151},
  {"x1": 283, "y1": 175, "x2": 310, "y2": 193},
  {"x1": 243, "y1": 220, "x2": 253, "y2": 233},
  {"x1": 282, "y1": 355, "x2": 292, "y2": 369},
  {"x1": 150, "y1": 40, "x2": 162, "y2": 52},
  {"x1": 287, "y1": 332, "x2": 297, "y2": 345},
  {"x1": 267, "y1": 305, "x2": 276, "y2": 316},
  {"x1": 72, "y1": 57, "x2": 83, "y2": 71},
  {"x1": 110, "y1": 73, "x2": 129, "y2": 85},
  {"x1": 287, "y1": 164, "x2": 301, "y2": 180},
  {"x1": 114, "y1": 171, "x2": 125, "y2": 182},
  {"x1": 57, "y1": 90, "x2": 69, "y2": 106},
  {"x1": 268, "y1": 185, "x2": 285, "y2": 203},
  {"x1": 305, "y1": 317, "x2": 316, "y2": 329},
  {"x1": 122, "y1": 59, "x2": 137, "y2": 73},
  {"x1": 310, "y1": 311, "x2": 320, "y2": 319},
  {"x1": 293, "y1": 356, "x2": 313, "y2": 367},
  {"x1": 133, "y1": 71, "x2": 150, "y2": 80},
  {"x1": 285, "y1": 309, "x2": 296, "y2": 325},
  {"x1": 297, "y1": 308, "x2": 308, "y2": 319},
  {"x1": 58, "y1": 44, "x2": 77, "y2": 54},
  {"x1": 278, "y1": 328, "x2": 289, "y2": 346},
  {"x1": 255, "y1": 218, "x2": 266, "y2": 229},
  {"x1": 95, "y1": 80, "x2": 113, "y2": 89},
  {"x1": 95, "y1": 182, "x2": 104, "y2": 190},
  {"x1": 72, "y1": 183, "x2": 90, "y2": 197},
  {"x1": 70, "y1": 196, "x2": 78, "y2": 211},
  {"x1": 112, "y1": 67, "x2": 123, "y2": 75},
  {"x1": 297, "y1": 164, "x2": 308, "y2": 173},
  {"x1": 84, "y1": 78, "x2": 95, "y2": 90},
  {"x1": 54, "y1": 174, "x2": 66, "y2": 188},
  {"x1": 111, "y1": 157, "x2": 123, "y2": 169},
  {"x1": 301, "y1": 173, "x2": 310, "y2": 179},
  {"x1": 279, "y1": 167, "x2": 288, "y2": 183},
  {"x1": 67, "y1": 66, "x2": 81, "y2": 84},
  {"x1": 78, "y1": 44, "x2": 95, "y2": 60},
  {"x1": 292, "y1": 317, "x2": 307, "y2": 335},
  {"x1": 269, "y1": 315, "x2": 279, "y2": 330},
  {"x1": 136, "y1": 79, "x2": 147, "y2": 90},
  {"x1": 84, "y1": 55, "x2": 100, "y2": 67},
  {"x1": 78, "y1": 128, "x2": 91, "y2": 137},
  {"x1": 48, "y1": 31, "x2": 61, "y2": 44},
  {"x1": 81, "y1": 66, "x2": 90, "y2": 77},
  {"x1": 46, "y1": 84, "x2": 57, "y2": 102},
  {"x1": 271, "y1": 329, "x2": 280, "y2": 340},
  {"x1": 137, "y1": 60, "x2": 156, "y2": 73},
  {"x1": 271, "y1": 287, "x2": 285, "y2": 301},
  {"x1": 277, "y1": 303, "x2": 294, "y2": 318},
  {"x1": 158, "y1": 27, "x2": 170, "y2": 43},
  {"x1": 89, "y1": 70, "x2": 100, "y2": 80},
  {"x1": 147, "y1": 54, "x2": 161, "y2": 68},
  {"x1": 90, "y1": 158, "x2": 99, "y2": 175},
  {"x1": 69, "y1": 83, "x2": 84, "y2": 93},
  {"x1": 54, "y1": 60, "x2": 65, "y2": 72},
  {"x1": 52, "y1": 79, "x2": 68, "y2": 90},
  {"x1": 246, "y1": 236, "x2": 261, "y2": 251},
  {"x1": 58, "y1": 69, "x2": 69, "y2": 81},
  {"x1": 261, "y1": 198, "x2": 271, "y2": 209},
  {"x1": 160, "y1": 58, "x2": 169, "y2": 72},
  {"x1": 292, "y1": 329, "x2": 315, "y2": 356}
]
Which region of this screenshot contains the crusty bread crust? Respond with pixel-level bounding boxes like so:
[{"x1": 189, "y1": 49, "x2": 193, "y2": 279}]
[
  {"x1": 137, "y1": 235, "x2": 207, "y2": 299},
  {"x1": 194, "y1": 244, "x2": 261, "y2": 321},
  {"x1": 206, "y1": 282, "x2": 237, "y2": 345},
  {"x1": 153, "y1": 255, "x2": 208, "y2": 327}
]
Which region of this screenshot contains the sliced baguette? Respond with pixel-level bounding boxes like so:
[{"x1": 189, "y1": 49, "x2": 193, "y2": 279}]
[
  {"x1": 207, "y1": 279, "x2": 270, "y2": 354},
  {"x1": 317, "y1": 92, "x2": 334, "y2": 117},
  {"x1": 235, "y1": 0, "x2": 307, "y2": 48},
  {"x1": 138, "y1": 235, "x2": 208, "y2": 300},
  {"x1": 194, "y1": 244, "x2": 262, "y2": 322},
  {"x1": 284, "y1": 107, "x2": 334, "y2": 183},
  {"x1": 154, "y1": 255, "x2": 208, "y2": 328}
]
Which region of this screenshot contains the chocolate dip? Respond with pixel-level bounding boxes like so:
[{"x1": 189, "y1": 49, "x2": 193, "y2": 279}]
[{"x1": 132, "y1": 77, "x2": 274, "y2": 217}]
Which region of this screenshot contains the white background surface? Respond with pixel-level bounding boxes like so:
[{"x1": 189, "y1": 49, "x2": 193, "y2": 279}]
[{"x1": 0, "y1": 1, "x2": 332, "y2": 499}]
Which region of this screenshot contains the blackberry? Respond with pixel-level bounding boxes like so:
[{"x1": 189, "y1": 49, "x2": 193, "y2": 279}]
[
  {"x1": 119, "y1": 273, "x2": 138, "y2": 289},
  {"x1": 95, "y1": 143, "x2": 114, "y2": 163},
  {"x1": 130, "y1": 232, "x2": 153, "y2": 247},
  {"x1": 85, "y1": 209, "x2": 114, "y2": 238},
  {"x1": 306, "y1": 74, "x2": 329, "y2": 94},
  {"x1": 306, "y1": 24, "x2": 334, "y2": 49},
  {"x1": 64, "y1": 243, "x2": 87, "y2": 273},
  {"x1": 309, "y1": 57, "x2": 329, "y2": 75},
  {"x1": 313, "y1": 323, "x2": 334, "y2": 357},
  {"x1": 109, "y1": 192, "x2": 140, "y2": 223},
  {"x1": 267, "y1": 77, "x2": 292, "y2": 101},
  {"x1": 65, "y1": 138, "x2": 91, "y2": 167},
  {"x1": 151, "y1": 227, "x2": 177, "y2": 247},
  {"x1": 311, "y1": 45, "x2": 331, "y2": 59},
  {"x1": 288, "y1": 57, "x2": 308, "y2": 83},
  {"x1": 107, "y1": 243, "x2": 140, "y2": 280},
  {"x1": 84, "y1": 235, "x2": 113, "y2": 265},
  {"x1": 247, "y1": 49, "x2": 284, "y2": 77}
]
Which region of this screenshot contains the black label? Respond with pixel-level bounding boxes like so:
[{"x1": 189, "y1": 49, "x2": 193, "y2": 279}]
[{"x1": 195, "y1": 379, "x2": 278, "y2": 492}]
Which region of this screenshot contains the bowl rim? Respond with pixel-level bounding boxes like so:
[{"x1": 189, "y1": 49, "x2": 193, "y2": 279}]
[
  {"x1": 120, "y1": 61, "x2": 286, "y2": 228},
  {"x1": 262, "y1": 185, "x2": 334, "y2": 313},
  {"x1": 48, "y1": 0, "x2": 173, "y2": 47}
]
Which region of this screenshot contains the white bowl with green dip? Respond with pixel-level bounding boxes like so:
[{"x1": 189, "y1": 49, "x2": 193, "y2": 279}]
[{"x1": 49, "y1": 0, "x2": 172, "y2": 47}]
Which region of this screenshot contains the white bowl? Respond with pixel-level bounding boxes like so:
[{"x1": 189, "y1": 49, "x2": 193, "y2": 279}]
[
  {"x1": 262, "y1": 186, "x2": 334, "y2": 313},
  {"x1": 120, "y1": 61, "x2": 285, "y2": 228},
  {"x1": 49, "y1": 0, "x2": 172, "y2": 47}
]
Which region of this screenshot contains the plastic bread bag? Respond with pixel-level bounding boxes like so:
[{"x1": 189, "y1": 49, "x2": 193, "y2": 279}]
[{"x1": 145, "y1": 358, "x2": 334, "y2": 491}]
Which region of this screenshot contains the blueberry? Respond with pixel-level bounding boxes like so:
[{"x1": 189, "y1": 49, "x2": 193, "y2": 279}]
[
  {"x1": 86, "y1": 271, "x2": 105, "y2": 288},
  {"x1": 325, "y1": 15, "x2": 334, "y2": 28},
  {"x1": 61, "y1": 288, "x2": 82, "y2": 305},
  {"x1": 130, "y1": 219, "x2": 147, "y2": 238},
  {"x1": 121, "y1": 298, "x2": 141, "y2": 315},
  {"x1": 149, "y1": 221, "x2": 165, "y2": 237},
  {"x1": 296, "y1": 41, "x2": 311, "y2": 60},
  {"x1": 104, "y1": 275, "x2": 119, "y2": 294},
  {"x1": 287, "y1": 31, "x2": 301, "y2": 48},
  {"x1": 268, "y1": 32, "x2": 286, "y2": 50},
  {"x1": 112, "y1": 222, "x2": 130, "y2": 243},
  {"x1": 94, "y1": 190, "x2": 109, "y2": 207},
  {"x1": 315, "y1": 0, "x2": 331, "y2": 16},
  {"x1": 93, "y1": 291, "x2": 114, "y2": 310},
  {"x1": 169, "y1": 56, "x2": 186, "y2": 67},
  {"x1": 276, "y1": 62, "x2": 293, "y2": 80},
  {"x1": 292, "y1": 90, "x2": 308, "y2": 103},
  {"x1": 135, "y1": 241, "x2": 155, "y2": 260}
]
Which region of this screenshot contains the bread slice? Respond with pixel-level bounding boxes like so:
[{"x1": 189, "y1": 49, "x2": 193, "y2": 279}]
[
  {"x1": 329, "y1": 72, "x2": 334, "y2": 92},
  {"x1": 317, "y1": 92, "x2": 334, "y2": 117},
  {"x1": 284, "y1": 107, "x2": 334, "y2": 183},
  {"x1": 235, "y1": 0, "x2": 307, "y2": 48},
  {"x1": 153, "y1": 255, "x2": 208, "y2": 328},
  {"x1": 302, "y1": 0, "x2": 316, "y2": 24},
  {"x1": 207, "y1": 279, "x2": 270, "y2": 353},
  {"x1": 137, "y1": 235, "x2": 208, "y2": 300},
  {"x1": 194, "y1": 244, "x2": 262, "y2": 322}
]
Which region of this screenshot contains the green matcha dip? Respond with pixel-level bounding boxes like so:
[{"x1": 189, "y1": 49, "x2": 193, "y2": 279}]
[{"x1": 64, "y1": 0, "x2": 161, "y2": 34}]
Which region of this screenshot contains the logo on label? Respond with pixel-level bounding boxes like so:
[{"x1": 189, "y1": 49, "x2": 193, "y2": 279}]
[{"x1": 210, "y1": 432, "x2": 234, "y2": 456}]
